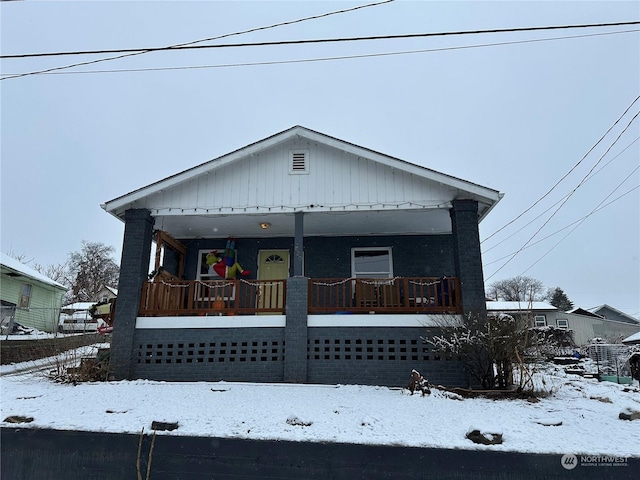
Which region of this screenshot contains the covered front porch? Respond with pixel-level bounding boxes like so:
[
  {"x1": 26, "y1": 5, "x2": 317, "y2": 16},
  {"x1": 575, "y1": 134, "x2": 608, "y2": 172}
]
[{"x1": 138, "y1": 276, "x2": 462, "y2": 317}]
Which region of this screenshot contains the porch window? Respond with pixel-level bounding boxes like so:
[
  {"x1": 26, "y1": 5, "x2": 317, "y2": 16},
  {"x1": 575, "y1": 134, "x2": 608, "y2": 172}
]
[
  {"x1": 351, "y1": 248, "x2": 393, "y2": 279},
  {"x1": 197, "y1": 248, "x2": 232, "y2": 281},
  {"x1": 534, "y1": 315, "x2": 547, "y2": 327},
  {"x1": 197, "y1": 249, "x2": 236, "y2": 300},
  {"x1": 19, "y1": 283, "x2": 32, "y2": 309},
  {"x1": 556, "y1": 318, "x2": 569, "y2": 330}
]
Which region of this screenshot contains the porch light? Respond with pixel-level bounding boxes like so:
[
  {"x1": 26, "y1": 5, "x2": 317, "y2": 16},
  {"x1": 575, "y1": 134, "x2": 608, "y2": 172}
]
[{"x1": 260, "y1": 222, "x2": 271, "y2": 230}]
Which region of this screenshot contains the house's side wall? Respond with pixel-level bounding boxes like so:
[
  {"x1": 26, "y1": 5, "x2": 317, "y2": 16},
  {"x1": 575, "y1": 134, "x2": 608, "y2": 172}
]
[
  {"x1": 181, "y1": 235, "x2": 455, "y2": 280},
  {"x1": 131, "y1": 327, "x2": 286, "y2": 382},
  {"x1": 0, "y1": 275, "x2": 64, "y2": 332},
  {"x1": 130, "y1": 325, "x2": 468, "y2": 387},
  {"x1": 182, "y1": 238, "x2": 294, "y2": 280},
  {"x1": 307, "y1": 327, "x2": 467, "y2": 387},
  {"x1": 490, "y1": 310, "x2": 640, "y2": 347},
  {"x1": 304, "y1": 235, "x2": 455, "y2": 278},
  {"x1": 560, "y1": 313, "x2": 640, "y2": 346}
]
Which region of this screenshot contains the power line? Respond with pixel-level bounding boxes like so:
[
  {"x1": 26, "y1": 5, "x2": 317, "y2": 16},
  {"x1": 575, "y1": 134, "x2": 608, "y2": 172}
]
[
  {"x1": 481, "y1": 135, "x2": 640, "y2": 255},
  {"x1": 4, "y1": 20, "x2": 637, "y2": 60},
  {"x1": 481, "y1": 95, "x2": 640, "y2": 246},
  {"x1": 483, "y1": 183, "x2": 639, "y2": 266},
  {"x1": 518, "y1": 165, "x2": 640, "y2": 275},
  {"x1": 4, "y1": 29, "x2": 636, "y2": 77},
  {"x1": 485, "y1": 110, "x2": 640, "y2": 281},
  {"x1": 0, "y1": 0, "x2": 395, "y2": 81}
]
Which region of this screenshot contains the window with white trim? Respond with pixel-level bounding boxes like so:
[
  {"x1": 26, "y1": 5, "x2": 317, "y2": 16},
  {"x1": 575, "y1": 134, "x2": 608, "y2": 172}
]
[
  {"x1": 556, "y1": 318, "x2": 569, "y2": 330},
  {"x1": 196, "y1": 248, "x2": 236, "y2": 300},
  {"x1": 289, "y1": 150, "x2": 309, "y2": 174},
  {"x1": 534, "y1": 315, "x2": 547, "y2": 327},
  {"x1": 197, "y1": 248, "x2": 230, "y2": 281},
  {"x1": 351, "y1": 248, "x2": 393, "y2": 279}
]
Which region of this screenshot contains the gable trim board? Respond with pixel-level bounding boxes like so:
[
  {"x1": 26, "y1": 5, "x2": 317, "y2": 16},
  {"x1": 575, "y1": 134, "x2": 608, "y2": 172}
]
[{"x1": 102, "y1": 126, "x2": 502, "y2": 222}]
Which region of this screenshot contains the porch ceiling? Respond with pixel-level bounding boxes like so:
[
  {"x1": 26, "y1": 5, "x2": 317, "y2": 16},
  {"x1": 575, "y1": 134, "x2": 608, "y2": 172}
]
[{"x1": 153, "y1": 209, "x2": 453, "y2": 239}]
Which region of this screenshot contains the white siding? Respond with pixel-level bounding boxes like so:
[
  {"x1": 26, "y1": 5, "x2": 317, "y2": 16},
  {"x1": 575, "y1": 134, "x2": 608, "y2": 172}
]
[{"x1": 140, "y1": 138, "x2": 456, "y2": 214}]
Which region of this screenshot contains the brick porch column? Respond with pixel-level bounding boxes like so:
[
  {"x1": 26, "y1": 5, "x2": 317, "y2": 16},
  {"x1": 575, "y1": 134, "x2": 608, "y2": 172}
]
[
  {"x1": 110, "y1": 208, "x2": 154, "y2": 380},
  {"x1": 284, "y1": 276, "x2": 308, "y2": 383},
  {"x1": 449, "y1": 199, "x2": 487, "y2": 318}
]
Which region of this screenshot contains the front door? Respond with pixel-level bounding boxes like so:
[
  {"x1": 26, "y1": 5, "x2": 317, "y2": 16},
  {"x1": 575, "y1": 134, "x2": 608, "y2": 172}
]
[{"x1": 257, "y1": 250, "x2": 289, "y2": 311}]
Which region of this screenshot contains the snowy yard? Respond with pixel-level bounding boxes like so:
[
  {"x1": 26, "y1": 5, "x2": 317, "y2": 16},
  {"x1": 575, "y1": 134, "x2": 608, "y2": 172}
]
[{"x1": 1, "y1": 344, "x2": 639, "y2": 458}]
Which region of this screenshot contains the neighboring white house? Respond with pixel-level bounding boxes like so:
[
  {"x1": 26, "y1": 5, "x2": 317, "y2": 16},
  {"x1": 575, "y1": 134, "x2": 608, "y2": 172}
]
[
  {"x1": 0, "y1": 252, "x2": 68, "y2": 333},
  {"x1": 486, "y1": 301, "x2": 640, "y2": 346},
  {"x1": 95, "y1": 286, "x2": 117, "y2": 304}
]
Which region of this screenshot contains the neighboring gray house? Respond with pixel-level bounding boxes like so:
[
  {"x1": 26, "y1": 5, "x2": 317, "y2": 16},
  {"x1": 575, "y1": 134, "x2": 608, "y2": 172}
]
[
  {"x1": 487, "y1": 301, "x2": 640, "y2": 346},
  {"x1": 589, "y1": 304, "x2": 640, "y2": 325},
  {"x1": 102, "y1": 126, "x2": 503, "y2": 387},
  {"x1": 0, "y1": 252, "x2": 68, "y2": 333}
]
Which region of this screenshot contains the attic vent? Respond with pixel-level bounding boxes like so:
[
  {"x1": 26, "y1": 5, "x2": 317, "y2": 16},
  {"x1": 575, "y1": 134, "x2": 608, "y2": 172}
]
[{"x1": 289, "y1": 150, "x2": 309, "y2": 174}]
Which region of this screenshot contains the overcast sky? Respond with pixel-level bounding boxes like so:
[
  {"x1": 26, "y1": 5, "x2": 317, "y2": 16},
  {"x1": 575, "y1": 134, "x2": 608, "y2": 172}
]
[{"x1": 1, "y1": 1, "x2": 638, "y2": 317}]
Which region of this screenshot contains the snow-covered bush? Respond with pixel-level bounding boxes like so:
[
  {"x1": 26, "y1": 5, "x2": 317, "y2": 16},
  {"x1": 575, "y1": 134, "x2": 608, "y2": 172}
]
[{"x1": 426, "y1": 312, "x2": 573, "y2": 391}]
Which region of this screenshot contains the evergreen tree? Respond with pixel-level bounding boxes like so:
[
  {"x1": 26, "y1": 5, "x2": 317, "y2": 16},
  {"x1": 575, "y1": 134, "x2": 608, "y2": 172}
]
[{"x1": 546, "y1": 287, "x2": 574, "y2": 312}]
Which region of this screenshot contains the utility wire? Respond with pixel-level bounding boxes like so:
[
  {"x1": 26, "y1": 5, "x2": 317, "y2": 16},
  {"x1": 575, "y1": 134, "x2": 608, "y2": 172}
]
[
  {"x1": 483, "y1": 183, "x2": 640, "y2": 266},
  {"x1": 481, "y1": 135, "x2": 640, "y2": 254},
  {"x1": 4, "y1": 29, "x2": 636, "y2": 77},
  {"x1": 481, "y1": 95, "x2": 640, "y2": 245},
  {"x1": 0, "y1": 0, "x2": 394, "y2": 80},
  {"x1": 519, "y1": 165, "x2": 640, "y2": 275},
  {"x1": 485, "y1": 110, "x2": 640, "y2": 281},
  {"x1": 3, "y1": 20, "x2": 637, "y2": 59}
]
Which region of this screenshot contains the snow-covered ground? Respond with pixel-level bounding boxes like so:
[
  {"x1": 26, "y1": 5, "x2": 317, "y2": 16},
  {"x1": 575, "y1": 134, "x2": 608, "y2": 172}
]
[{"x1": 1, "y1": 345, "x2": 639, "y2": 458}]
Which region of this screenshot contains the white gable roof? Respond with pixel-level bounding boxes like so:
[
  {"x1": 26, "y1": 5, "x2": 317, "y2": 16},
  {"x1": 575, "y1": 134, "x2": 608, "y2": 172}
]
[
  {"x1": 102, "y1": 126, "x2": 502, "y2": 238},
  {"x1": 0, "y1": 252, "x2": 67, "y2": 290}
]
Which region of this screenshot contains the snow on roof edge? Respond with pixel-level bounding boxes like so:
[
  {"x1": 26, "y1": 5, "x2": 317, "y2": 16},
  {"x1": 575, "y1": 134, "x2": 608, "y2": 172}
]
[{"x1": 0, "y1": 252, "x2": 68, "y2": 290}]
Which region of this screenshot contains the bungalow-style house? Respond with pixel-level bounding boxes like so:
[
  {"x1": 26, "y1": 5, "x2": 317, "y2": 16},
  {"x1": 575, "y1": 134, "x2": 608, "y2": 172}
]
[
  {"x1": 102, "y1": 126, "x2": 503, "y2": 387},
  {"x1": 487, "y1": 301, "x2": 640, "y2": 347},
  {"x1": 0, "y1": 252, "x2": 68, "y2": 333}
]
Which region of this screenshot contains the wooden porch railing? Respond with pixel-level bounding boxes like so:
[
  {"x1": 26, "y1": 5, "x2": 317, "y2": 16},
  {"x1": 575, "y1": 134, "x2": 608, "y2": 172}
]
[
  {"x1": 308, "y1": 277, "x2": 462, "y2": 314},
  {"x1": 139, "y1": 279, "x2": 286, "y2": 316},
  {"x1": 138, "y1": 276, "x2": 460, "y2": 317}
]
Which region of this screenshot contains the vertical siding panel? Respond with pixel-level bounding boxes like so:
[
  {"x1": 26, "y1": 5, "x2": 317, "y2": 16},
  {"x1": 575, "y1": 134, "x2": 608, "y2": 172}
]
[
  {"x1": 135, "y1": 138, "x2": 458, "y2": 216},
  {"x1": 230, "y1": 160, "x2": 245, "y2": 208},
  {"x1": 340, "y1": 151, "x2": 350, "y2": 205},
  {"x1": 256, "y1": 153, "x2": 267, "y2": 207},
  {"x1": 247, "y1": 155, "x2": 259, "y2": 209},
  {"x1": 306, "y1": 145, "x2": 317, "y2": 206}
]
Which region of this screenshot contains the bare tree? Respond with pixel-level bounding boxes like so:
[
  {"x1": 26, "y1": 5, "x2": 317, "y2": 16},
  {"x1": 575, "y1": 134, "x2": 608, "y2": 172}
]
[
  {"x1": 68, "y1": 241, "x2": 119, "y2": 303},
  {"x1": 32, "y1": 262, "x2": 69, "y2": 285},
  {"x1": 487, "y1": 276, "x2": 545, "y2": 303}
]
